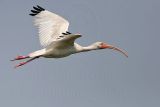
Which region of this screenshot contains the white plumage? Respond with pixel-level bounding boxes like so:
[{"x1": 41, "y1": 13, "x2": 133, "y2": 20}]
[
  {"x1": 11, "y1": 5, "x2": 128, "y2": 68},
  {"x1": 34, "y1": 10, "x2": 69, "y2": 47}
]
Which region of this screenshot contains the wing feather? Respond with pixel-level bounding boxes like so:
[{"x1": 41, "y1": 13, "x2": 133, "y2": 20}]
[{"x1": 30, "y1": 6, "x2": 69, "y2": 47}]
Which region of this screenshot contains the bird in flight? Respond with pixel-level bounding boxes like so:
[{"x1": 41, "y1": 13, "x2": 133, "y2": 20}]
[{"x1": 11, "y1": 5, "x2": 128, "y2": 68}]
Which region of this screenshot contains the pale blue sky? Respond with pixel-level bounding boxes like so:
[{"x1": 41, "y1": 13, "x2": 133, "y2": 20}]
[{"x1": 0, "y1": 0, "x2": 160, "y2": 107}]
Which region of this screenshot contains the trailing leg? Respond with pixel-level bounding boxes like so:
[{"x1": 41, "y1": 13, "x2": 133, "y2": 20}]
[
  {"x1": 14, "y1": 56, "x2": 40, "y2": 68},
  {"x1": 11, "y1": 55, "x2": 30, "y2": 61}
]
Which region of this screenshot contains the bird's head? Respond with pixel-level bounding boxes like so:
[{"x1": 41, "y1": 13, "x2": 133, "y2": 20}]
[{"x1": 93, "y1": 42, "x2": 128, "y2": 57}]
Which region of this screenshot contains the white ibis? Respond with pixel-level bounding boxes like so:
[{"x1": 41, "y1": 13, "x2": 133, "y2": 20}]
[{"x1": 11, "y1": 5, "x2": 128, "y2": 68}]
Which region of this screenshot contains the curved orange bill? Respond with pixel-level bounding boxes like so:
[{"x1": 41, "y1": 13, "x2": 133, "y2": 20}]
[{"x1": 101, "y1": 43, "x2": 128, "y2": 57}]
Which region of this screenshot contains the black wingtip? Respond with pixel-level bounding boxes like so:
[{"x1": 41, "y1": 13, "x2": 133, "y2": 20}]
[
  {"x1": 66, "y1": 31, "x2": 72, "y2": 34},
  {"x1": 29, "y1": 13, "x2": 37, "y2": 16},
  {"x1": 62, "y1": 33, "x2": 67, "y2": 35},
  {"x1": 31, "y1": 10, "x2": 39, "y2": 14},
  {"x1": 33, "y1": 6, "x2": 41, "y2": 11},
  {"x1": 62, "y1": 31, "x2": 72, "y2": 35},
  {"x1": 29, "y1": 5, "x2": 45, "y2": 16}
]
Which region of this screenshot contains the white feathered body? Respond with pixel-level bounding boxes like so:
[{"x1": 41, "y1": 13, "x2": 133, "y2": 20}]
[
  {"x1": 44, "y1": 45, "x2": 76, "y2": 58},
  {"x1": 29, "y1": 42, "x2": 83, "y2": 58}
]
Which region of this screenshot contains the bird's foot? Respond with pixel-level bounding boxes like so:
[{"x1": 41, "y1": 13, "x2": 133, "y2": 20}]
[
  {"x1": 14, "y1": 62, "x2": 27, "y2": 68},
  {"x1": 11, "y1": 55, "x2": 29, "y2": 61},
  {"x1": 13, "y1": 56, "x2": 40, "y2": 68}
]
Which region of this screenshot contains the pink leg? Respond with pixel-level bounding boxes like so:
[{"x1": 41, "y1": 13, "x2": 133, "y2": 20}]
[
  {"x1": 11, "y1": 55, "x2": 30, "y2": 61},
  {"x1": 14, "y1": 56, "x2": 40, "y2": 68}
]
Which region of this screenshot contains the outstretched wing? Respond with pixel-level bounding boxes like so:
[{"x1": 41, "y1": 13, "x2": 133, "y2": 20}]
[{"x1": 30, "y1": 5, "x2": 69, "y2": 47}]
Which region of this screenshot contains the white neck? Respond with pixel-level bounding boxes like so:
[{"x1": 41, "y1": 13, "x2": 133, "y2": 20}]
[{"x1": 74, "y1": 43, "x2": 98, "y2": 53}]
